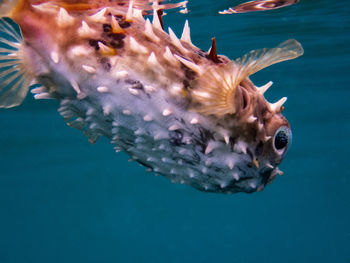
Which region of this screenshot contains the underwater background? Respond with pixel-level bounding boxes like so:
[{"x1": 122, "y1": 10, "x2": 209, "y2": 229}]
[{"x1": 0, "y1": 0, "x2": 349, "y2": 262}]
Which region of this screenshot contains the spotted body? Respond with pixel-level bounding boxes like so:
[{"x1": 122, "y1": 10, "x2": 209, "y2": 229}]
[{"x1": 0, "y1": 0, "x2": 303, "y2": 193}]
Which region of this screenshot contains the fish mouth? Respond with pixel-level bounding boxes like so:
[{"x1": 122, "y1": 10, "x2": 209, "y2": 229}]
[{"x1": 260, "y1": 167, "x2": 275, "y2": 184}]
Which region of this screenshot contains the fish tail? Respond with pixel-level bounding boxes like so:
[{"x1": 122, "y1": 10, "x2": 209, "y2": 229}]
[{"x1": 0, "y1": 17, "x2": 33, "y2": 108}]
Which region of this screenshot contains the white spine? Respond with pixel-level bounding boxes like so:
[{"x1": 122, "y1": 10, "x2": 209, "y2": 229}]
[
  {"x1": 174, "y1": 55, "x2": 203, "y2": 75},
  {"x1": 270, "y1": 97, "x2": 287, "y2": 112},
  {"x1": 57, "y1": 8, "x2": 75, "y2": 28},
  {"x1": 126, "y1": 0, "x2": 134, "y2": 21},
  {"x1": 82, "y1": 65, "x2": 96, "y2": 74},
  {"x1": 145, "y1": 19, "x2": 160, "y2": 42},
  {"x1": 147, "y1": 52, "x2": 159, "y2": 66},
  {"x1": 152, "y1": 8, "x2": 163, "y2": 30},
  {"x1": 258, "y1": 81, "x2": 273, "y2": 95},
  {"x1": 89, "y1": 8, "x2": 107, "y2": 23},
  {"x1": 78, "y1": 21, "x2": 97, "y2": 38},
  {"x1": 180, "y1": 20, "x2": 193, "y2": 45},
  {"x1": 163, "y1": 46, "x2": 177, "y2": 64},
  {"x1": 129, "y1": 37, "x2": 148, "y2": 54},
  {"x1": 50, "y1": 51, "x2": 59, "y2": 64},
  {"x1": 168, "y1": 27, "x2": 187, "y2": 53}
]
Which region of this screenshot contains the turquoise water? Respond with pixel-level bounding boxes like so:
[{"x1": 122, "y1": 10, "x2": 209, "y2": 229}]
[{"x1": 0, "y1": 1, "x2": 349, "y2": 262}]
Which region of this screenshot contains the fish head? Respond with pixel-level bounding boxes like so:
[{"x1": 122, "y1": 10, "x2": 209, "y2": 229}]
[
  {"x1": 227, "y1": 94, "x2": 292, "y2": 190},
  {"x1": 234, "y1": 76, "x2": 293, "y2": 163},
  {"x1": 211, "y1": 97, "x2": 293, "y2": 192},
  {"x1": 188, "y1": 40, "x2": 303, "y2": 191},
  {"x1": 227, "y1": 74, "x2": 293, "y2": 189}
]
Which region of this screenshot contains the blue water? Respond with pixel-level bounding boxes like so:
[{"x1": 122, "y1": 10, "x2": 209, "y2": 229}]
[{"x1": 0, "y1": 1, "x2": 349, "y2": 262}]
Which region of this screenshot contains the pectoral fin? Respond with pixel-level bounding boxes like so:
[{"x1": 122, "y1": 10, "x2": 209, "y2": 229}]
[
  {"x1": 191, "y1": 39, "x2": 303, "y2": 116},
  {"x1": 234, "y1": 39, "x2": 304, "y2": 82}
]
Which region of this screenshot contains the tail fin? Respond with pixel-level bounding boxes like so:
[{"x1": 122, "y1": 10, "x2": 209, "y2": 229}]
[{"x1": 0, "y1": 17, "x2": 33, "y2": 108}]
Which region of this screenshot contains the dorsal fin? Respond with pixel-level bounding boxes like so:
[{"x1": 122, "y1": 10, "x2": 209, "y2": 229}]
[{"x1": 190, "y1": 39, "x2": 304, "y2": 116}]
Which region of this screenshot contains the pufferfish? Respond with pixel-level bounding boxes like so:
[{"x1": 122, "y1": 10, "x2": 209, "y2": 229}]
[{"x1": 0, "y1": 0, "x2": 303, "y2": 194}]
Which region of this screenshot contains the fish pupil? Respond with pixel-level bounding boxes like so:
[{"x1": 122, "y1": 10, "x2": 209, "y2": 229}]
[{"x1": 274, "y1": 130, "x2": 288, "y2": 150}]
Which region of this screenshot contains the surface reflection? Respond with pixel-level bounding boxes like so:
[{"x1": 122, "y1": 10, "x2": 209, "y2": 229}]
[{"x1": 219, "y1": 0, "x2": 299, "y2": 14}]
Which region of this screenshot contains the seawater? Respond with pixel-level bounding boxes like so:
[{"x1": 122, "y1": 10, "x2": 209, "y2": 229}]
[{"x1": 0, "y1": 1, "x2": 349, "y2": 262}]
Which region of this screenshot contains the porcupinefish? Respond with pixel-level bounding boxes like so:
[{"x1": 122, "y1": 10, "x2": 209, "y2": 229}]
[{"x1": 0, "y1": 0, "x2": 303, "y2": 194}]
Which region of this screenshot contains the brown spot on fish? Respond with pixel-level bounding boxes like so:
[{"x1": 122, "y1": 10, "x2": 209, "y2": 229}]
[
  {"x1": 114, "y1": 15, "x2": 124, "y2": 20},
  {"x1": 169, "y1": 130, "x2": 183, "y2": 146},
  {"x1": 89, "y1": 39, "x2": 108, "y2": 51},
  {"x1": 118, "y1": 20, "x2": 131, "y2": 28},
  {"x1": 181, "y1": 64, "x2": 197, "y2": 81},
  {"x1": 89, "y1": 39, "x2": 99, "y2": 49},
  {"x1": 125, "y1": 79, "x2": 144, "y2": 90},
  {"x1": 108, "y1": 33, "x2": 126, "y2": 41},
  {"x1": 103, "y1": 24, "x2": 112, "y2": 32},
  {"x1": 98, "y1": 57, "x2": 111, "y2": 71},
  {"x1": 108, "y1": 33, "x2": 125, "y2": 49},
  {"x1": 181, "y1": 64, "x2": 197, "y2": 90},
  {"x1": 110, "y1": 39, "x2": 124, "y2": 49}
]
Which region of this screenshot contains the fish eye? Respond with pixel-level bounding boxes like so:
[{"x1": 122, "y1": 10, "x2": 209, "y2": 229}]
[{"x1": 273, "y1": 126, "x2": 292, "y2": 154}]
